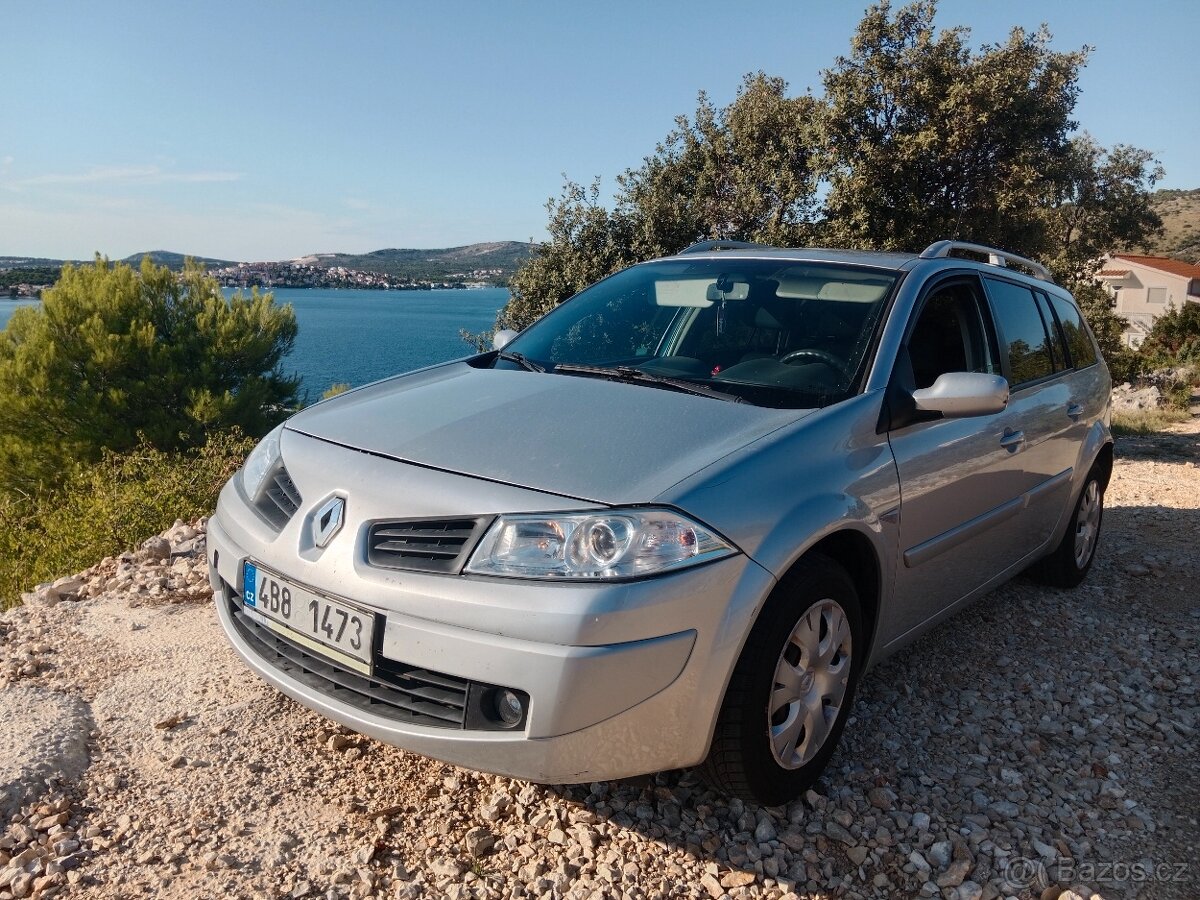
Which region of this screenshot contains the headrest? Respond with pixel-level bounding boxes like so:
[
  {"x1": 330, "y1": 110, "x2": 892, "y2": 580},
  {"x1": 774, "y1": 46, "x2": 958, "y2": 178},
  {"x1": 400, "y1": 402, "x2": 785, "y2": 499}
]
[{"x1": 755, "y1": 306, "x2": 783, "y2": 329}]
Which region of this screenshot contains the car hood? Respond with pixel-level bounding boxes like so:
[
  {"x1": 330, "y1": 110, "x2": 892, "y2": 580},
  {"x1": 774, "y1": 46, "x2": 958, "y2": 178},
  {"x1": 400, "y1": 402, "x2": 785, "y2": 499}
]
[{"x1": 285, "y1": 361, "x2": 809, "y2": 504}]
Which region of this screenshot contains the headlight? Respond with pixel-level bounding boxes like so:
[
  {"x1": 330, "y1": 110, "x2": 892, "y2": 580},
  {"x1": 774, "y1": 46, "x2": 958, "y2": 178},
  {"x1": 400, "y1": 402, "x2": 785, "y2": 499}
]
[
  {"x1": 241, "y1": 424, "x2": 284, "y2": 499},
  {"x1": 464, "y1": 508, "x2": 736, "y2": 580}
]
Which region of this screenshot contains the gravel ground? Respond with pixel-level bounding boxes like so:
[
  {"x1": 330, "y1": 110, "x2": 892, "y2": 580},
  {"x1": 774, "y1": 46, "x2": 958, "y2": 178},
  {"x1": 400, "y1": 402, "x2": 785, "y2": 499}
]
[{"x1": 0, "y1": 421, "x2": 1197, "y2": 900}]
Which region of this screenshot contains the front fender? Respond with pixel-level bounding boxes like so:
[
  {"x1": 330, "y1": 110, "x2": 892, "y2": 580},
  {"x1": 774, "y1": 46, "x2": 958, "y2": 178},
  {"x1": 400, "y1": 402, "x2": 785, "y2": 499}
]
[{"x1": 747, "y1": 492, "x2": 888, "y2": 579}]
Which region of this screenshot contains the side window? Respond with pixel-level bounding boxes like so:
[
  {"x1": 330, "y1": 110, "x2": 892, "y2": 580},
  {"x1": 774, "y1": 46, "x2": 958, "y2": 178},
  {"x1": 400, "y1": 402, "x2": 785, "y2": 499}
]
[
  {"x1": 1048, "y1": 294, "x2": 1098, "y2": 368},
  {"x1": 906, "y1": 281, "x2": 998, "y2": 390},
  {"x1": 1034, "y1": 292, "x2": 1067, "y2": 371},
  {"x1": 984, "y1": 278, "x2": 1055, "y2": 386}
]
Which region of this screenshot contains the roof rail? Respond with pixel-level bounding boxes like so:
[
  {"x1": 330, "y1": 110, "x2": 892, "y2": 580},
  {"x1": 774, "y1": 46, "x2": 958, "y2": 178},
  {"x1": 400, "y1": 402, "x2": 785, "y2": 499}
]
[
  {"x1": 678, "y1": 240, "x2": 775, "y2": 254},
  {"x1": 920, "y1": 240, "x2": 1053, "y2": 282}
]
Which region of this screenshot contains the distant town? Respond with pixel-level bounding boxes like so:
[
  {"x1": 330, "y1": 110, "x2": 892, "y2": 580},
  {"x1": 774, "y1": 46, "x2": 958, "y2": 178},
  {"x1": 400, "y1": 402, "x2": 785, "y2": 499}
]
[
  {"x1": 0, "y1": 241, "x2": 538, "y2": 298},
  {"x1": 210, "y1": 260, "x2": 502, "y2": 292},
  {"x1": 1, "y1": 261, "x2": 507, "y2": 298}
]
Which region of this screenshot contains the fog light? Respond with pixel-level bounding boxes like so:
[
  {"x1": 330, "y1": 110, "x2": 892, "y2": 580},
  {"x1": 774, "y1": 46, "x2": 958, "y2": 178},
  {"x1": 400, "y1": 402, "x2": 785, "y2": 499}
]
[{"x1": 495, "y1": 689, "x2": 524, "y2": 726}]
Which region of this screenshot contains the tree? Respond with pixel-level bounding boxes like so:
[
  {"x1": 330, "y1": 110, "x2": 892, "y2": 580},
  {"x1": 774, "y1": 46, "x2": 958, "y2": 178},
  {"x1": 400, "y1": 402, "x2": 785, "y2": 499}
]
[
  {"x1": 819, "y1": 2, "x2": 1087, "y2": 255},
  {"x1": 501, "y1": 179, "x2": 639, "y2": 333},
  {"x1": 496, "y1": 0, "x2": 1165, "y2": 344},
  {"x1": 0, "y1": 256, "x2": 299, "y2": 496},
  {"x1": 1044, "y1": 135, "x2": 1163, "y2": 280},
  {"x1": 619, "y1": 74, "x2": 823, "y2": 257},
  {"x1": 501, "y1": 74, "x2": 822, "y2": 332}
]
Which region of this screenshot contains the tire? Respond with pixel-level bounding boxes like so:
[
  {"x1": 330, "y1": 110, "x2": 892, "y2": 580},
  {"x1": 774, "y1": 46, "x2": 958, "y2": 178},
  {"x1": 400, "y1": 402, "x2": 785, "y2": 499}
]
[
  {"x1": 1033, "y1": 467, "x2": 1104, "y2": 589},
  {"x1": 702, "y1": 553, "x2": 863, "y2": 805}
]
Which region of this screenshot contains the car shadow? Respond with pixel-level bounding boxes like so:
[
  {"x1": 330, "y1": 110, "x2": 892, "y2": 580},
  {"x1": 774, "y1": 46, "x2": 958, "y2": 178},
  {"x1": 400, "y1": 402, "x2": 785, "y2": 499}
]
[{"x1": 529, "y1": 500, "x2": 1200, "y2": 897}]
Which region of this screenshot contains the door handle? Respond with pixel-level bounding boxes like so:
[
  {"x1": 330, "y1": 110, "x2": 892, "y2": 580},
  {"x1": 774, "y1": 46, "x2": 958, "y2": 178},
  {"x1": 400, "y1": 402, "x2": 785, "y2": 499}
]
[
  {"x1": 1000, "y1": 429, "x2": 1025, "y2": 451},
  {"x1": 1066, "y1": 402, "x2": 1083, "y2": 420}
]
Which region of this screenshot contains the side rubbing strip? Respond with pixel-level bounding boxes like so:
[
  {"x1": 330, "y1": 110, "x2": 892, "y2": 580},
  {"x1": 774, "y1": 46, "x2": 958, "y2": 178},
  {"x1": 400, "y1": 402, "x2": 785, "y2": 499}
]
[
  {"x1": 1024, "y1": 468, "x2": 1073, "y2": 507},
  {"x1": 902, "y1": 468, "x2": 1074, "y2": 568},
  {"x1": 903, "y1": 496, "x2": 1024, "y2": 568}
]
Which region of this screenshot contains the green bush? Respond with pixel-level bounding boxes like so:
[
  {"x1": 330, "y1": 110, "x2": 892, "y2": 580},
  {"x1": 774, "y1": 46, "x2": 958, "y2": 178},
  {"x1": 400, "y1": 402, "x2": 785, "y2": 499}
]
[
  {"x1": 0, "y1": 431, "x2": 253, "y2": 608},
  {"x1": 0, "y1": 256, "x2": 298, "y2": 497},
  {"x1": 1141, "y1": 301, "x2": 1200, "y2": 366}
]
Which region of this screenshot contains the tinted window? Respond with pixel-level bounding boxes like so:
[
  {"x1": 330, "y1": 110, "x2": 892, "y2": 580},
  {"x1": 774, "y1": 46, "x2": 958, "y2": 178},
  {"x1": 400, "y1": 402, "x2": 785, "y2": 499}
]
[
  {"x1": 505, "y1": 259, "x2": 897, "y2": 409},
  {"x1": 1035, "y1": 293, "x2": 1066, "y2": 371},
  {"x1": 1048, "y1": 294, "x2": 1098, "y2": 368},
  {"x1": 985, "y1": 278, "x2": 1055, "y2": 385},
  {"x1": 906, "y1": 282, "x2": 998, "y2": 390}
]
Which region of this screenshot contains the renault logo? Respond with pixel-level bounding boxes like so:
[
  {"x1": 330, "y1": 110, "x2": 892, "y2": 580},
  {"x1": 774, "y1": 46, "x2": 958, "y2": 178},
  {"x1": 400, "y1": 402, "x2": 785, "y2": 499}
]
[{"x1": 312, "y1": 496, "x2": 345, "y2": 548}]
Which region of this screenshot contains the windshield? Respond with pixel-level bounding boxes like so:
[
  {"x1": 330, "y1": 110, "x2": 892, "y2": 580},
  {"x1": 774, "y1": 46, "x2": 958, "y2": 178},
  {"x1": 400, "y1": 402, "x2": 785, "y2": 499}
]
[{"x1": 500, "y1": 258, "x2": 899, "y2": 408}]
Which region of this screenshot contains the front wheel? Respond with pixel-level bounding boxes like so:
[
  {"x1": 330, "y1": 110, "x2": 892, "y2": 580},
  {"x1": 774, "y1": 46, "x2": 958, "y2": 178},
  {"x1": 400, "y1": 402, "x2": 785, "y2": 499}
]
[
  {"x1": 1033, "y1": 468, "x2": 1105, "y2": 588},
  {"x1": 702, "y1": 554, "x2": 862, "y2": 805}
]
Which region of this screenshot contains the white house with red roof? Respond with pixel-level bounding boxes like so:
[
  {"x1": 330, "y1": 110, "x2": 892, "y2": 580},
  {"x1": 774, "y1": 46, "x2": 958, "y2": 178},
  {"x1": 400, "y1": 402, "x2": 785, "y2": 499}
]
[{"x1": 1095, "y1": 254, "x2": 1200, "y2": 348}]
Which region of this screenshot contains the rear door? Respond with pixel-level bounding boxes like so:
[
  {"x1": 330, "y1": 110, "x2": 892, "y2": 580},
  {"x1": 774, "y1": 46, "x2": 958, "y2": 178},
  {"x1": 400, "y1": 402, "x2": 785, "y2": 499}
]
[
  {"x1": 981, "y1": 276, "x2": 1078, "y2": 553},
  {"x1": 1044, "y1": 290, "x2": 1109, "y2": 469}
]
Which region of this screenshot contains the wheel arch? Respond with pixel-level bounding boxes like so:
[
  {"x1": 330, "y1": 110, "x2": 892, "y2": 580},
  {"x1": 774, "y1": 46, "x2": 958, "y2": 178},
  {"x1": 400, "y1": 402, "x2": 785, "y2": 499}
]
[
  {"x1": 787, "y1": 529, "x2": 882, "y2": 669},
  {"x1": 1093, "y1": 440, "x2": 1114, "y2": 490},
  {"x1": 700, "y1": 529, "x2": 884, "y2": 801}
]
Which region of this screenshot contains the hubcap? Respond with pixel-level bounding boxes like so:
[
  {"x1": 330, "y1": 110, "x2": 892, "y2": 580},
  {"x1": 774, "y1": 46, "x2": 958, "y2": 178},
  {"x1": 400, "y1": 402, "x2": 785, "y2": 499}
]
[
  {"x1": 769, "y1": 598, "x2": 852, "y2": 769},
  {"x1": 1073, "y1": 480, "x2": 1101, "y2": 568}
]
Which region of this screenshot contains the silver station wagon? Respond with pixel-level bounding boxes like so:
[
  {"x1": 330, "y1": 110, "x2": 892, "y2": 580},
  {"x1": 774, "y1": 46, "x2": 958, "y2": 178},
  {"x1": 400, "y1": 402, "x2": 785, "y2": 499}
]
[{"x1": 209, "y1": 239, "x2": 1112, "y2": 804}]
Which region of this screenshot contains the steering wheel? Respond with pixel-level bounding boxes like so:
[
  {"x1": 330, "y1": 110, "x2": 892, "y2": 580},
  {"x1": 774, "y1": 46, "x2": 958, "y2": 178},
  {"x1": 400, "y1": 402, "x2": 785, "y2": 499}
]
[{"x1": 779, "y1": 348, "x2": 850, "y2": 377}]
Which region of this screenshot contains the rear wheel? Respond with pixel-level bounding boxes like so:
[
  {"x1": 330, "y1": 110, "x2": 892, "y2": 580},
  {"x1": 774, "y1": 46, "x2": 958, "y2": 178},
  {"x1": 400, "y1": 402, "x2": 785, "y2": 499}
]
[
  {"x1": 1033, "y1": 468, "x2": 1104, "y2": 588},
  {"x1": 702, "y1": 554, "x2": 862, "y2": 805}
]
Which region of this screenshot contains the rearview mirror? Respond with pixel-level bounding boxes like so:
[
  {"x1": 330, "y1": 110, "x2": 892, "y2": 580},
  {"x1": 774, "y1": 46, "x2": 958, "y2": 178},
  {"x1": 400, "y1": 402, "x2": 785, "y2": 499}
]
[
  {"x1": 492, "y1": 329, "x2": 518, "y2": 351},
  {"x1": 705, "y1": 281, "x2": 750, "y2": 302},
  {"x1": 912, "y1": 372, "x2": 1009, "y2": 418}
]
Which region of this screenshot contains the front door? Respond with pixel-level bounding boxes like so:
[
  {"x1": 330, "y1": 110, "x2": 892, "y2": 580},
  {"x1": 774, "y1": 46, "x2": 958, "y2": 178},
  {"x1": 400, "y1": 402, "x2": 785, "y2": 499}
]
[{"x1": 882, "y1": 275, "x2": 1045, "y2": 647}]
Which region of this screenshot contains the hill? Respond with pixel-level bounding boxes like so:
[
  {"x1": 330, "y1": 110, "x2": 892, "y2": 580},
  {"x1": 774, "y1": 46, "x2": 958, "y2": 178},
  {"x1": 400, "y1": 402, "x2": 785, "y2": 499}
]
[
  {"x1": 0, "y1": 256, "x2": 78, "y2": 270},
  {"x1": 1143, "y1": 188, "x2": 1200, "y2": 263},
  {"x1": 0, "y1": 252, "x2": 232, "y2": 274},
  {"x1": 302, "y1": 241, "x2": 537, "y2": 281},
  {"x1": 120, "y1": 250, "x2": 235, "y2": 270}
]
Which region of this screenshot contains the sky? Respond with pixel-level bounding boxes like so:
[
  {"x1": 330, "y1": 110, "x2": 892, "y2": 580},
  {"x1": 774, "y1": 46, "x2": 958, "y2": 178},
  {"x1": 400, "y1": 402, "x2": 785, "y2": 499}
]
[{"x1": 2, "y1": 0, "x2": 1197, "y2": 262}]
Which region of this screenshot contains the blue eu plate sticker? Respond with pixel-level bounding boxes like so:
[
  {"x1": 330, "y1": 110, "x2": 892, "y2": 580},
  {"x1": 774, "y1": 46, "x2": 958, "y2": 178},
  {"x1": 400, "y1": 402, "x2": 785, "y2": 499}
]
[{"x1": 243, "y1": 563, "x2": 258, "y2": 607}]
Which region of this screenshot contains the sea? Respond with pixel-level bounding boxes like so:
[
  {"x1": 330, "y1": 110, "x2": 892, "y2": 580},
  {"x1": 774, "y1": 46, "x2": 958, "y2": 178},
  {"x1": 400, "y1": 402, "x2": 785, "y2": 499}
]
[{"x1": 0, "y1": 287, "x2": 510, "y2": 401}]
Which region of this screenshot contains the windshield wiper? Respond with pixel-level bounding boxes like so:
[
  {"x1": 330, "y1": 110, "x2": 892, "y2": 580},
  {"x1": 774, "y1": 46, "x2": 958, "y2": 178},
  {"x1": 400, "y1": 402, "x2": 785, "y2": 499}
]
[
  {"x1": 496, "y1": 350, "x2": 545, "y2": 373},
  {"x1": 553, "y1": 363, "x2": 744, "y2": 403}
]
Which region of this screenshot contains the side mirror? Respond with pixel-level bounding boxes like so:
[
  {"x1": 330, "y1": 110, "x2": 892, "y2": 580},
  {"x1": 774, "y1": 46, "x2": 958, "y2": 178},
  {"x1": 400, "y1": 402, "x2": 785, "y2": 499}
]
[
  {"x1": 912, "y1": 372, "x2": 1009, "y2": 418},
  {"x1": 492, "y1": 329, "x2": 518, "y2": 351}
]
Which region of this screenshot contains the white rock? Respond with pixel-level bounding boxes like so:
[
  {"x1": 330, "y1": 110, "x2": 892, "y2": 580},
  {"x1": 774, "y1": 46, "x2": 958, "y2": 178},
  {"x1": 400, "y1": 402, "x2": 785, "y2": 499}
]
[
  {"x1": 141, "y1": 537, "x2": 171, "y2": 561},
  {"x1": 928, "y1": 840, "x2": 952, "y2": 868}
]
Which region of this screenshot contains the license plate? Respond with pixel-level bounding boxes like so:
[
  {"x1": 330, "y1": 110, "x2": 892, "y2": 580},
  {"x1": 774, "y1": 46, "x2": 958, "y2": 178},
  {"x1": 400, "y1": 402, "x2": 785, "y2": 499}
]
[{"x1": 242, "y1": 562, "x2": 375, "y2": 675}]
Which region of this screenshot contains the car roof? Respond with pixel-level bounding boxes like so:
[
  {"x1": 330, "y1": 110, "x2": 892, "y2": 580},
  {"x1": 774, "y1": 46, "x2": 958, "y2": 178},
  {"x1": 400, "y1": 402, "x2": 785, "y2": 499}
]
[
  {"x1": 654, "y1": 247, "x2": 918, "y2": 272},
  {"x1": 650, "y1": 244, "x2": 1069, "y2": 296}
]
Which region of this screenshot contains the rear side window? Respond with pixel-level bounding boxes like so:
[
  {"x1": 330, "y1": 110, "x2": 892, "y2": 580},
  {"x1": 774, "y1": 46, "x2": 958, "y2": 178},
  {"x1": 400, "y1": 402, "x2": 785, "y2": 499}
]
[
  {"x1": 1048, "y1": 294, "x2": 1098, "y2": 368},
  {"x1": 984, "y1": 278, "x2": 1056, "y2": 386},
  {"x1": 1034, "y1": 293, "x2": 1067, "y2": 371}
]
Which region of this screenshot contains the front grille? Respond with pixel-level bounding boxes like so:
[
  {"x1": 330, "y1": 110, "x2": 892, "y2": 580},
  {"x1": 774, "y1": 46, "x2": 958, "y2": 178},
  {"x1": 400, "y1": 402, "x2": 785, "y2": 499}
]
[
  {"x1": 255, "y1": 465, "x2": 302, "y2": 529},
  {"x1": 230, "y1": 603, "x2": 469, "y2": 728},
  {"x1": 367, "y1": 517, "x2": 489, "y2": 573}
]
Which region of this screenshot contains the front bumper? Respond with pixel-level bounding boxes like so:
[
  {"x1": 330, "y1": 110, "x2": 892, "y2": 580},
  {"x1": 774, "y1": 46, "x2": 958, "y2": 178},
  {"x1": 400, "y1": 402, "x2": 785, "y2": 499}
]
[{"x1": 208, "y1": 436, "x2": 777, "y2": 782}]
